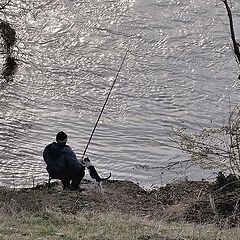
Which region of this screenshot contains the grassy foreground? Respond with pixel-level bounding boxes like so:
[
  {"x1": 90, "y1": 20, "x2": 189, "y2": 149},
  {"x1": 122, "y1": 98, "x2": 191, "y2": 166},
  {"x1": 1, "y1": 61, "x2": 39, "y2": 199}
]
[
  {"x1": 0, "y1": 211, "x2": 240, "y2": 240},
  {"x1": 0, "y1": 180, "x2": 240, "y2": 239}
]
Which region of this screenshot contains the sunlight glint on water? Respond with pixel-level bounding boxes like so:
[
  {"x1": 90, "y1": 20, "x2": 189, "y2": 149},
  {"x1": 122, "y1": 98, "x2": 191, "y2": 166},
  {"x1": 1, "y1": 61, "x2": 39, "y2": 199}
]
[{"x1": 0, "y1": 0, "x2": 239, "y2": 188}]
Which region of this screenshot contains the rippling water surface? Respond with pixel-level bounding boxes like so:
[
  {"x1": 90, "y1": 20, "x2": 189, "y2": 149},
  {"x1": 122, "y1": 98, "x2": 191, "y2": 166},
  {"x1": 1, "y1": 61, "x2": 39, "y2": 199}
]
[{"x1": 0, "y1": 0, "x2": 239, "y2": 188}]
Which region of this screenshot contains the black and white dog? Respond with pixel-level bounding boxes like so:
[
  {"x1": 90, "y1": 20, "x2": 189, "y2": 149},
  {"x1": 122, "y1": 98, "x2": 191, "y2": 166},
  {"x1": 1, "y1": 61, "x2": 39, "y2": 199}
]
[{"x1": 82, "y1": 157, "x2": 111, "y2": 187}]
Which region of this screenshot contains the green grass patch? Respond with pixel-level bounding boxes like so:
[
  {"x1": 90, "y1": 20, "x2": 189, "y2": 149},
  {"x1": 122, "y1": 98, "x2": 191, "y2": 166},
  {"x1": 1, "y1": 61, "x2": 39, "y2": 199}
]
[{"x1": 0, "y1": 211, "x2": 240, "y2": 240}]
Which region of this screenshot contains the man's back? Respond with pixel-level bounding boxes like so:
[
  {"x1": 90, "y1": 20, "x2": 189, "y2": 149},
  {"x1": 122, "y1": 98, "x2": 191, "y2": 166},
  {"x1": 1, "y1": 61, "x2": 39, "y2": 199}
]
[{"x1": 43, "y1": 142, "x2": 82, "y2": 179}]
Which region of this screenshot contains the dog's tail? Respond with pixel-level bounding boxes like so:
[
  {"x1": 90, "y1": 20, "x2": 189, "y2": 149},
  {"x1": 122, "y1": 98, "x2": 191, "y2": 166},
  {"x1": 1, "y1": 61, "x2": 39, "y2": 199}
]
[{"x1": 100, "y1": 173, "x2": 111, "y2": 181}]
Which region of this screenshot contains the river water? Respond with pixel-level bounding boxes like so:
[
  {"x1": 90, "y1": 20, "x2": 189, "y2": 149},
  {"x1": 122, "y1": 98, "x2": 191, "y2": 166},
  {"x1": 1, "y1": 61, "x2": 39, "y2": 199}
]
[{"x1": 0, "y1": 0, "x2": 239, "y2": 188}]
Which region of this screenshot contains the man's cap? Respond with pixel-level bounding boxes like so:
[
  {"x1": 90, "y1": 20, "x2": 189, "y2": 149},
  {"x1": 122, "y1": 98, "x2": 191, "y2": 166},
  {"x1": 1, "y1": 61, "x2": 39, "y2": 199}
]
[{"x1": 56, "y1": 131, "x2": 67, "y2": 141}]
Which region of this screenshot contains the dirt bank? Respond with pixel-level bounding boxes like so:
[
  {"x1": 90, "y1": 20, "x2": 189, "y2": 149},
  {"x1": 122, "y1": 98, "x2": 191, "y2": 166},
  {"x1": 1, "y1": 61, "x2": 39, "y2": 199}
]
[{"x1": 0, "y1": 178, "x2": 239, "y2": 226}]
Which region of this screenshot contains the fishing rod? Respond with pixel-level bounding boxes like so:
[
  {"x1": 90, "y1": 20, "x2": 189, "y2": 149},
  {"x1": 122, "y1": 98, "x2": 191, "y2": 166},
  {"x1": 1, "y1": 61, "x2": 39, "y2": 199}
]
[{"x1": 82, "y1": 50, "x2": 128, "y2": 157}]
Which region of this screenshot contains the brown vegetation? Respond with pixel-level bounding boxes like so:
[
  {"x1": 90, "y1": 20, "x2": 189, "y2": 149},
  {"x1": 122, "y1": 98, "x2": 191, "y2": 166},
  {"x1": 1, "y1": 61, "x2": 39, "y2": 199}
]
[{"x1": 1, "y1": 175, "x2": 240, "y2": 227}]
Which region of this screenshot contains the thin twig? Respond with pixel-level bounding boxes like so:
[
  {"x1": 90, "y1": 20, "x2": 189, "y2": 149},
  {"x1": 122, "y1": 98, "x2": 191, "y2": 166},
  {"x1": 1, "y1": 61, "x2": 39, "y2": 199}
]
[{"x1": 0, "y1": 0, "x2": 12, "y2": 11}]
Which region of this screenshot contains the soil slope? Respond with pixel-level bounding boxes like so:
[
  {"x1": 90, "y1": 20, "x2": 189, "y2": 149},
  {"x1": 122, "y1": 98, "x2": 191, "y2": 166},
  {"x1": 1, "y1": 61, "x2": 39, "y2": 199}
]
[{"x1": 0, "y1": 178, "x2": 239, "y2": 225}]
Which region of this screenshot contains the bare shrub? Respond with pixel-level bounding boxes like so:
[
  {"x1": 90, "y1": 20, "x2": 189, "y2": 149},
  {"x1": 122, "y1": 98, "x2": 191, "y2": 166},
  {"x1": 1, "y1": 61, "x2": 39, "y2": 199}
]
[{"x1": 171, "y1": 106, "x2": 240, "y2": 175}]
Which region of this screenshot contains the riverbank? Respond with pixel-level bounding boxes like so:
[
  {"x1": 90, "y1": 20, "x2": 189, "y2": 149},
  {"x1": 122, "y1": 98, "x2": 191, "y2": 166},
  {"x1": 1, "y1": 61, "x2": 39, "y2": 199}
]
[{"x1": 0, "y1": 179, "x2": 240, "y2": 239}]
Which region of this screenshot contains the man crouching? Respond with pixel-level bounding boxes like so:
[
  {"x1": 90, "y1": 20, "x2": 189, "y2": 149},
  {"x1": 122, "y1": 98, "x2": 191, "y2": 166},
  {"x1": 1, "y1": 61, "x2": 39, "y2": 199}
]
[{"x1": 43, "y1": 131, "x2": 85, "y2": 191}]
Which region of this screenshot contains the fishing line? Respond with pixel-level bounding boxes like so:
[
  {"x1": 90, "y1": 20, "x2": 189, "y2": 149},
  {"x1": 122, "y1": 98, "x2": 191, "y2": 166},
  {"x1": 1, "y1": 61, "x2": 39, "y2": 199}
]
[{"x1": 83, "y1": 50, "x2": 129, "y2": 157}]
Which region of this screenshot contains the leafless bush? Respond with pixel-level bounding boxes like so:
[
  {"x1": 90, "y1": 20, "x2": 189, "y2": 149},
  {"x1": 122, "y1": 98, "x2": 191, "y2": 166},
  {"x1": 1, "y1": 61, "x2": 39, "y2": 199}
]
[{"x1": 171, "y1": 106, "x2": 240, "y2": 175}]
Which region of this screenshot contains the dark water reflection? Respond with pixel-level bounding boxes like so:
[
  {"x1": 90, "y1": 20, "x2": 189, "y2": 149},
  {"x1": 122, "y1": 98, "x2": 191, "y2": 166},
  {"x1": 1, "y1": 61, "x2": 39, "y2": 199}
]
[{"x1": 0, "y1": 0, "x2": 239, "y2": 188}]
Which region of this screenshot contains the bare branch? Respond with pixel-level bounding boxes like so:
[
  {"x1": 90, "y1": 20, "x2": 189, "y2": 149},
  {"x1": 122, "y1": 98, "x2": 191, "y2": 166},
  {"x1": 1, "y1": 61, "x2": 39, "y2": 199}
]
[
  {"x1": 222, "y1": 0, "x2": 240, "y2": 64},
  {"x1": 0, "y1": 0, "x2": 12, "y2": 11}
]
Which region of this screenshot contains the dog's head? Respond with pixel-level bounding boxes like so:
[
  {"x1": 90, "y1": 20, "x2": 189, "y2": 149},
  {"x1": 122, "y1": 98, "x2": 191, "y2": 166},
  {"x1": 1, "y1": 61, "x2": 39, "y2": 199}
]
[{"x1": 82, "y1": 157, "x2": 93, "y2": 167}]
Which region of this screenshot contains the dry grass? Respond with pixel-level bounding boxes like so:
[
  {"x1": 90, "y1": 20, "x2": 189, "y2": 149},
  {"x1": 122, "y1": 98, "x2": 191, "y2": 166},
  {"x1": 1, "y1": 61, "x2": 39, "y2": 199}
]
[{"x1": 0, "y1": 211, "x2": 240, "y2": 240}]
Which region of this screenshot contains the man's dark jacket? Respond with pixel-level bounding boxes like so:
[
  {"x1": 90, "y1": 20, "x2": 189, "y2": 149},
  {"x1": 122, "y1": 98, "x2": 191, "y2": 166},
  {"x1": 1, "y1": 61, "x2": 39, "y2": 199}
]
[{"x1": 43, "y1": 142, "x2": 84, "y2": 179}]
